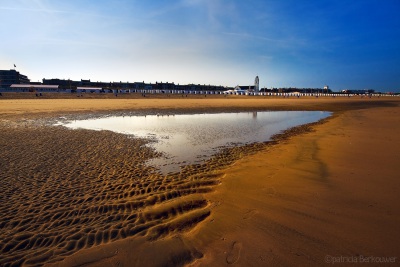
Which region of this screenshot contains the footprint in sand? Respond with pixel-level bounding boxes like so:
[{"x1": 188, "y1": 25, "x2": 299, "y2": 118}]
[
  {"x1": 226, "y1": 241, "x2": 242, "y2": 264},
  {"x1": 264, "y1": 187, "x2": 276, "y2": 196},
  {"x1": 243, "y1": 209, "x2": 258, "y2": 220}
]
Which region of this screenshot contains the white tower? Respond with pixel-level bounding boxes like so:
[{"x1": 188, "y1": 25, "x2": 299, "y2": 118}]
[{"x1": 254, "y1": 76, "x2": 260, "y2": 93}]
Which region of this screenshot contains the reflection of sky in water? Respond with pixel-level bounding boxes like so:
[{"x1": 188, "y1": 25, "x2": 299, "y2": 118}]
[{"x1": 62, "y1": 111, "x2": 330, "y2": 174}]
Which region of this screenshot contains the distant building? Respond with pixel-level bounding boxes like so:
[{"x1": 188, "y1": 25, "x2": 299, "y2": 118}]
[
  {"x1": 1, "y1": 69, "x2": 249, "y2": 94},
  {"x1": 236, "y1": 85, "x2": 255, "y2": 91},
  {"x1": 341, "y1": 89, "x2": 375, "y2": 94},
  {"x1": 234, "y1": 76, "x2": 260, "y2": 93},
  {"x1": 154, "y1": 82, "x2": 175, "y2": 90},
  {"x1": 0, "y1": 69, "x2": 30, "y2": 88},
  {"x1": 324, "y1": 85, "x2": 329, "y2": 91},
  {"x1": 6, "y1": 84, "x2": 59, "y2": 92},
  {"x1": 77, "y1": 87, "x2": 102, "y2": 93},
  {"x1": 255, "y1": 76, "x2": 260, "y2": 93},
  {"x1": 43, "y1": 78, "x2": 77, "y2": 89}
]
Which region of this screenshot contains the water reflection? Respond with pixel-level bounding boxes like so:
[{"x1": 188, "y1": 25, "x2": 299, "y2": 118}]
[{"x1": 61, "y1": 111, "x2": 330, "y2": 174}]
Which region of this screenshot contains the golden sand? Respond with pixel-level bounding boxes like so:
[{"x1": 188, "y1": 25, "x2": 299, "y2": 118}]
[{"x1": 0, "y1": 94, "x2": 399, "y2": 266}]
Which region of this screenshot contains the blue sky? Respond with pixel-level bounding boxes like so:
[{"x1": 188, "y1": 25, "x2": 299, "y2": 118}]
[{"x1": 1, "y1": 0, "x2": 399, "y2": 91}]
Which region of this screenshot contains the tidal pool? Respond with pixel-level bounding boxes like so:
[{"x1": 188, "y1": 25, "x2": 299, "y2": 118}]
[{"x1": 60, "y1": 111, "x2": 330, "y2": 174}]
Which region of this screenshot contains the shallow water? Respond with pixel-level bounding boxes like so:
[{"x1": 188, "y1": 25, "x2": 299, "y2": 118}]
[{"x1": 60, "y1": 111, "x2": 330, "y2": 174}]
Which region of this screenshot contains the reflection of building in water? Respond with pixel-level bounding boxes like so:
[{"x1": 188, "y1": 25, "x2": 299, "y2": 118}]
[{"x1": 252, "y1": 112, "x2": 258, "y2": 119}]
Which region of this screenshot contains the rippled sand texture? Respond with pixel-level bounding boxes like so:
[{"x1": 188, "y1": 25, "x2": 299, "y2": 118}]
[
  {"x1": 0, "y1": 120, "x2": 271, "y2": 266},
  {"x1": 0, "y1": 123, "x2": 212, "y2": 266}
]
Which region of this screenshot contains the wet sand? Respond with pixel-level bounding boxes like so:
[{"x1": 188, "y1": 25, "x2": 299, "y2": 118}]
[{"x1": 0, "y1": 94, "x2": 399, "y2": 266}]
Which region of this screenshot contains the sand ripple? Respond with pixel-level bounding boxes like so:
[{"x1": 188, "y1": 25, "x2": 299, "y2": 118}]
[{"x1": 0, "y1": 123, "x2": 238, "y2": 266}]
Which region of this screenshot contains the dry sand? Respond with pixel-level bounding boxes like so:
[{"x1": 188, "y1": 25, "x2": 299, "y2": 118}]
[
  {"x1": 0, "y1": 94, "x2": 399, "y2": 266},
  {"x1": 1, "y1": 93, "x2": 397, "y2": 118}
]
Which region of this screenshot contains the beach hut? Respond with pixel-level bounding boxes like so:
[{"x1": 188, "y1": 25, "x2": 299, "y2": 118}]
[{"x1": 77, "y1": 87, "x2": 102, "y2": 93}]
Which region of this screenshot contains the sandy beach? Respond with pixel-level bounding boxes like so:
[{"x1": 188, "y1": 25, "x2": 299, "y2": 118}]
[{"x1": 0, "y1": 94, "x2": 399, "y2": 266}]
